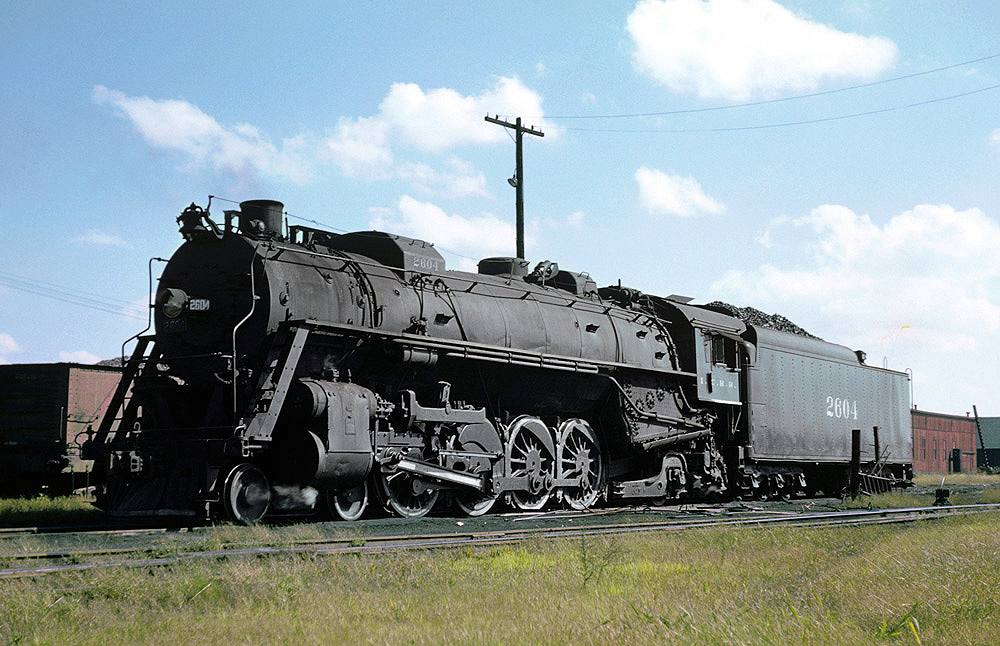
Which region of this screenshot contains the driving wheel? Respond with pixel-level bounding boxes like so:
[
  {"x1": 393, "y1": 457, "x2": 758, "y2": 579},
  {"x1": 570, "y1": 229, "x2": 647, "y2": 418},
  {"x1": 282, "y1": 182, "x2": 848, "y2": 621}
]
[
  {"x1": 505, "y1": 416, "x2": 555, "y2": 511},
  {"x1": 375, "y1": 451, "x2": 439, "y2": 518},
  {"x1": 452, "y1": 422, "x2": 503, "y2": 516},
  {"x1": 557, "y1": 418, "x2": 605, "y2": 510}
]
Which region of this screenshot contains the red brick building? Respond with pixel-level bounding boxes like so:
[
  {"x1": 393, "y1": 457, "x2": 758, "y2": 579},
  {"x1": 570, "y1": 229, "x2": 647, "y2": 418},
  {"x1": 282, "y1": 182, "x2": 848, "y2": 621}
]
[{"x1": 911, "y1": 409, "x2": 978, "y2": 473}]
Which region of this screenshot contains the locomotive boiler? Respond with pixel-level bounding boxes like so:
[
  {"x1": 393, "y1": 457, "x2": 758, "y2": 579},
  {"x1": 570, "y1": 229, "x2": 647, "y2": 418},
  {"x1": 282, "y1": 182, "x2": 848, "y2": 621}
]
[{"x1": 84, "y1": 199, "x2": 912, "y2": 523}]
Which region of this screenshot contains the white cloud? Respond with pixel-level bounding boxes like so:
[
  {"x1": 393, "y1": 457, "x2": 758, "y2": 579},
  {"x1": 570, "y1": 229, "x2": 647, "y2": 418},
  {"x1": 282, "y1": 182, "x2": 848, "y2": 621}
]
[
  {"x1": 541, "y1": 211, "x2": 585, "y2": 229},
  {"x1": 96, "y1": 77, "x2": 550, "y2": 196},
  {"x1": 754, "y1": 229, "x2": 774, "y2": 248},
  {"x1": 74, "y1": 229, "x2": 130, "y2": 248},
  {"x1": 626, "y1": 0, "x2": 898, "y2": 101},
  {"x1": 326, "y1": 77, "x2": 549, "y2": 178},
  {"x1": 635, "y1": 166, "x2": 725, "y2": 217},
  {"x1": 59, "y1": 350, "x2": 101, "y2": 364},
  {"x1": 0, "y1": 333, "x2": 20, "y2": 363},
  {"x1": 326, "y1": 77, "x2": 553, "y2": 180},
  {"x1": 324, "y1": 115, "x2": 394, "y2": 178},
  {"x1": 369, "y1": 195, "x2": 519, "y2": 269},
  {"x1": 93, "y1": 85, "x2": 314, "y2": 183},
  {"x1": 710, "y1": 204, "x2": 1000, "y2": 412},
  {"x1": 396, "y1": 158, "x2": 491, "y2": 199},
  {"x1": 327, "y1": 77, "x2": 553, "y2": 177},
  {"x1": 535, "y1": 62, "x2": 549, "y2": 77},
  {"x1": 381, "y1": 77, "x2": 555, "y2": 152},
  {"x1": 990, "y1": 128, "x2": 1000, "y2": 148}
]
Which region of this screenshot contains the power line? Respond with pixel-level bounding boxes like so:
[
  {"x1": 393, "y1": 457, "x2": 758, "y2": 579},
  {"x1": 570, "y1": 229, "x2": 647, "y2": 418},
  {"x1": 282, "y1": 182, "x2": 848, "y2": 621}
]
[
  {"x1": 545, "y1": 52, "x2": 1000, "y2": 120},
  {"x1": 562, "y1": 83, "x2": 1000, "y2": 133},
  {"x1": 0, "y1": 271, "x2": 147, "y2": 321},
  {"x1": 0, "y1": 271, "x2": 137, "y2": 307}
]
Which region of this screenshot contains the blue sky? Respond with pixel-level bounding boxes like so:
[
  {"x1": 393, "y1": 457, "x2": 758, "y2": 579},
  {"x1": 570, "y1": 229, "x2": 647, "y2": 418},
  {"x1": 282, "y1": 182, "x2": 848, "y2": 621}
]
[{"x1": 2, "y1": 0, "x2": 999, "y2": 416}]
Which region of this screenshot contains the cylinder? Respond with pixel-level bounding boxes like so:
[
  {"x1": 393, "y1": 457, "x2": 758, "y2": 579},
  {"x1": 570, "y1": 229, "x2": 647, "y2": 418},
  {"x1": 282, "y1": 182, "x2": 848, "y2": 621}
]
[{"x1": 280, "y1": 380, "x2": 375, "y2": 488}]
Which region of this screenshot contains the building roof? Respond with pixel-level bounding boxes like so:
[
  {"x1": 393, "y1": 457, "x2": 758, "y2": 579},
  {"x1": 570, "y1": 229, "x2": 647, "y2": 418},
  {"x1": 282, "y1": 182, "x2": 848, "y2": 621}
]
[
  {"x1": 913, "y1": 409, "x2": 974, "y2": 421},
  {"x1": 976, "y1": 417, "x2": 1000, "y2": 449}
]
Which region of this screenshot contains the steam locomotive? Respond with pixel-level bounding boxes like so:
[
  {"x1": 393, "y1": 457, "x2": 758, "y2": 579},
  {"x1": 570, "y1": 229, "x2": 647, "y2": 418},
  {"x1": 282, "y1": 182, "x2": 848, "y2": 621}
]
[{"x1": 83, "y1": 199, "x2": 912, "y2": 523}]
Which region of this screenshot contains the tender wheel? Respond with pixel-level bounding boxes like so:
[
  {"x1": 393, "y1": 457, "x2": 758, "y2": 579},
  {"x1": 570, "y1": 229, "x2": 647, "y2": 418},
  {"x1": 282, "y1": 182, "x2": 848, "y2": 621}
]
[
  {"x1": 505, "y1": 416, "x2": 555, "y2": 511},
  {"x1": 326, "y1": 481, "x2": 368, "y2": 521},
  {"x1": 557, "y1": 419, "x2": 606, "y2": 510},
  {"x1": 452, "y1": 422, "x2": 503, "y2": 517},
  {"x1": 774, "y1": 474, "x2": 791, "y2": 502},
  {"x1": 222, "y1": 463, "x2": 271, "y2": 525},
  {"x1": 375, "y1": 453, "x2": 439, "y2": 518}
]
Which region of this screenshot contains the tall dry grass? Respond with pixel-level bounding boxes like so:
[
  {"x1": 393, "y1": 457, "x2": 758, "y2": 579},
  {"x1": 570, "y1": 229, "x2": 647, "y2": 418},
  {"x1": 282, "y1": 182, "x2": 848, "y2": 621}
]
[
  {"x1": 913, "y1": 473, "x2": 1000, "y2": 487},
  {"x1": 2, "y1": 512, "x2": 999, "y2": 645}
]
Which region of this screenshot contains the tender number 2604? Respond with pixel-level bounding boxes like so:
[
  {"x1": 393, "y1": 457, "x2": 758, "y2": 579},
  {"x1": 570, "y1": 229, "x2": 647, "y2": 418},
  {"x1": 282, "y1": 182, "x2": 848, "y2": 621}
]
[{"x1": 826, "y1": 396, "x2": 858, "y2": 420}]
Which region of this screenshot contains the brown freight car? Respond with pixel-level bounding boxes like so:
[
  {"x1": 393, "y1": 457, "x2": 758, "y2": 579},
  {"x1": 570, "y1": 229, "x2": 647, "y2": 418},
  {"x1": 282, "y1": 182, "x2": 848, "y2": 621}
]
[{"x1": 0, "y1": 363, "x2": 121, "y2": 494}]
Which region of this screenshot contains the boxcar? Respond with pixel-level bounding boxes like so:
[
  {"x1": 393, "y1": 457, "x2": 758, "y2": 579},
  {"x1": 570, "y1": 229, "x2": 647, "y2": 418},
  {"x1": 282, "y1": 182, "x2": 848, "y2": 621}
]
[{"x1": 0, "y1": 363, "x2": 121, "y2": 493}]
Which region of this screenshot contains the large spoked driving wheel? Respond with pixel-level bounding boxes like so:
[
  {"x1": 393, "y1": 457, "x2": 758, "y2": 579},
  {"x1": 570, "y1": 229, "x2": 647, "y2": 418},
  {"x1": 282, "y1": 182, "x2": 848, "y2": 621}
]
[
  {"x1": 325, "y1": 481, "x2": 369, "y2": 521},
  {"x1": 505, "y1": 416, "x2": 555, "y2": 511},
  {"x1": 375, "y1": 452, "x2": 439, "y2": 518},
  {"x1": 453, "y1": 422, "x2": 503, "y2": 517},
  {"x1": 557, "y1": 419, "x2": 606, "y2": 510},
  {"x1": 222, "y1": 463, "x2": 271, "y2": 525}
]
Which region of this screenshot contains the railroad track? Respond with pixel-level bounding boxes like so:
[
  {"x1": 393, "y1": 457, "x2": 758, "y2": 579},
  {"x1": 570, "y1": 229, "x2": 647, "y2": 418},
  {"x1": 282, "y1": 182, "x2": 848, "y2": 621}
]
[
  {"x1": 0, "y1": 524, "x2": 199, "y2": 539},
  {"x1": 3, "y1": 503, "x2": 998, "y2": 579}
]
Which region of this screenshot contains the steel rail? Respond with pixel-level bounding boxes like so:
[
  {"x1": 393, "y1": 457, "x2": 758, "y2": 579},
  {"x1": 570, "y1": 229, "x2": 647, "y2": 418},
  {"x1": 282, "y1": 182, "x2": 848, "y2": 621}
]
[
  {"x1": 2, "y1": 504, "x2": 998, "y2": 579},
  {"x1": 0, "y1": 504, "x2": 707, "y2": 537},
  {"x1": 0, "y1": 505, "x2": 811, "y2": 557},
  {"x1": 0, "y1": 524, "x2": 200, "y2": 539}
]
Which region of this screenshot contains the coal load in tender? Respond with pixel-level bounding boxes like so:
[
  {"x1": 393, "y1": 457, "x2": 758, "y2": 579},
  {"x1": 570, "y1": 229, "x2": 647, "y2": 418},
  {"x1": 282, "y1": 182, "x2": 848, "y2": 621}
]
[{"x1": 702, "y1": 301, "x2": 820, "y2": 340}]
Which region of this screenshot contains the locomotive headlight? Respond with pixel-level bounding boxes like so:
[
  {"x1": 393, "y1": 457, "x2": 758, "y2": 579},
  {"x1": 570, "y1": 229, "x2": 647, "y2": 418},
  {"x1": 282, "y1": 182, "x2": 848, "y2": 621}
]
[{"x1": 157, "y1": 287, "x2": 189, "y2": 319}]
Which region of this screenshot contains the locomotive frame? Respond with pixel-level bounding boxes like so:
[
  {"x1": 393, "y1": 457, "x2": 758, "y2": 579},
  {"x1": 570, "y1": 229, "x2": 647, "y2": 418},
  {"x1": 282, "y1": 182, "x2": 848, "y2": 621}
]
[{"x1": 83, "y1": 199, "x2": 912, "y2": 523}]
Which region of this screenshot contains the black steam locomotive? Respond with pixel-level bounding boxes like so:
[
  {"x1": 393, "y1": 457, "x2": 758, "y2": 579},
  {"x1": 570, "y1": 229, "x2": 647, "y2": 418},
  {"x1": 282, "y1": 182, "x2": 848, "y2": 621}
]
[{"x1": 84, "y1": 199, "x2": 912, "y2": 523}]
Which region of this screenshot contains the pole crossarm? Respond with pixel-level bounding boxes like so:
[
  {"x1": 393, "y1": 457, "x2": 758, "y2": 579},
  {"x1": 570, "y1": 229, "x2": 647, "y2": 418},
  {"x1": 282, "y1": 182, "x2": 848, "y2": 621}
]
[
  {"x1": 484, "y1": 114, "x2": 545, "y2": 138},
  {"x1": 485, "y1": 114, "x2": 544, "y2": 259}
]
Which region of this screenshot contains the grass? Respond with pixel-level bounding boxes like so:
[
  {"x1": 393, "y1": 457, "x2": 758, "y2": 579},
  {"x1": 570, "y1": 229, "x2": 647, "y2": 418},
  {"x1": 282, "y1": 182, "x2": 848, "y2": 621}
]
[
  {"x1": 835, "y1": 472, "x2": 1000, "y2": 509},
  {"x1": 840, "y1": 487, "x2": 1000, "y2": 509},
  {"x1": 913, "y1": 473, "x2": 1000, "y2": 487},
  {"x1": 2, "y1": 513, "x2": 1000, "y2": 645},
  {"x1": 0, "y1": 495, "x2": 103, "y2": 528}
]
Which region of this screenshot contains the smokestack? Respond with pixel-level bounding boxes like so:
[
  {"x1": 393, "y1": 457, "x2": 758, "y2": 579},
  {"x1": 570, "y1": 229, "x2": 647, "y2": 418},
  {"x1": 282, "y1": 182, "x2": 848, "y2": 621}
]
[{"x1": 239, "y1": 199, "x2": 284, "y2": 238}]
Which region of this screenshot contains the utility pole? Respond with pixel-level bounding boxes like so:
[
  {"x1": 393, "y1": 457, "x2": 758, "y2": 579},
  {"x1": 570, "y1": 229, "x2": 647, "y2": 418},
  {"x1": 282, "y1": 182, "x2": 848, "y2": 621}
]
[{"x1": 485, "y1": 114, "x2": 544, "y2": 259}]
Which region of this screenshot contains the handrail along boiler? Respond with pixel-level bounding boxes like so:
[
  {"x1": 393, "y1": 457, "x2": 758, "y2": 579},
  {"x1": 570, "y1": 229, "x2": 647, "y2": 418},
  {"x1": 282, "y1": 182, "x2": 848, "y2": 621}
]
[{"x1": 84, "y1": 199, "x2": 912, "y2": 522}]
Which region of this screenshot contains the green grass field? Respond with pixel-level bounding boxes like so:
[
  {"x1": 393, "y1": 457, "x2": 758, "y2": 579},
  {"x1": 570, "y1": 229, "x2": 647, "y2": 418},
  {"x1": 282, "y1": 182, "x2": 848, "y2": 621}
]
[
  {"x1": 0, "y1": 495, "x2": 103, "y2": 528},
  {"x1": 913, "y1": 472, "x2": 1000, "y2": 487},
  {"x1": 840, "y1": 473, "x2": 1000, "y2": 509},
  {"x1": 3, "y1": 511, "x2": 999, "y2": 645}
]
